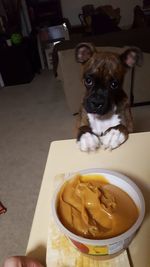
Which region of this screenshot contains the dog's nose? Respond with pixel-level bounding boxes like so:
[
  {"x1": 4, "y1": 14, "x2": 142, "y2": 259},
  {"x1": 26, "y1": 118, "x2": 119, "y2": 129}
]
[
  {"x1": 90, "y1": 95, "x2": 104, "y2": 109},
  {"x1": 91, "y1": 99, "x2": 103, "y2": 109}
]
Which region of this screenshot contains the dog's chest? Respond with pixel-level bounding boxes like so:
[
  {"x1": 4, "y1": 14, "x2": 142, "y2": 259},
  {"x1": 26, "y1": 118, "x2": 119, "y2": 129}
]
[{"x1": 88, "y1": 113, "x2": 121, "y2": 135}]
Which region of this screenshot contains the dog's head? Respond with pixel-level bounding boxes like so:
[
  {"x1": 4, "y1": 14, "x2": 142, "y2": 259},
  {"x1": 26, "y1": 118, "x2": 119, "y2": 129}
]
[{"x1": 75, "y1": 43, "x2": 142, "y2": 115}]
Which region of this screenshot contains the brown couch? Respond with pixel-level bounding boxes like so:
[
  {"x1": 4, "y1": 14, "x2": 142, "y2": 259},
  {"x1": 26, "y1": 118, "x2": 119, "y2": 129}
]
[{"x1": 54, "y1": 28, "x2": 150, "y2": 114}]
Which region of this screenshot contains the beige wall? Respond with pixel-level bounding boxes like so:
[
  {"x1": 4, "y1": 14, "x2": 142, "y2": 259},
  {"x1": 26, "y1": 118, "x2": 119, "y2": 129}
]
[{"x1": 61, "y1": 0, "x2": 142, "y2": 27}]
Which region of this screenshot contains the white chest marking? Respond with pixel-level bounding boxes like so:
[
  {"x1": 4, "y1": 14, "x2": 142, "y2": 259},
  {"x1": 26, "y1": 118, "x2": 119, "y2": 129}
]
[{"x1": 88, "y1": 112, "x2": 121, "y2": 135}]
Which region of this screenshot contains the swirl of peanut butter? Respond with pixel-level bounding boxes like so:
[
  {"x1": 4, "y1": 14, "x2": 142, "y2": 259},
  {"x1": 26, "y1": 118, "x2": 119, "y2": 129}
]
[{"x1": 57, "y1": 174, "x2": 138, "y2": 239}]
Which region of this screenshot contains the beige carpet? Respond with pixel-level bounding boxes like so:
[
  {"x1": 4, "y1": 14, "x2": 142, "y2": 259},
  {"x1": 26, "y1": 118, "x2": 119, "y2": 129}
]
[{"x1": 0, "y1": 70, "x2": 150, "y2": 266}]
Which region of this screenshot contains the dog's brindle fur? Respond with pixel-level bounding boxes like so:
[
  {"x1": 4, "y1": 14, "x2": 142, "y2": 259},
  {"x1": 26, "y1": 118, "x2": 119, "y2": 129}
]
[{"x1": 75, "y1": 43, "x2": 142, "y2": 151}]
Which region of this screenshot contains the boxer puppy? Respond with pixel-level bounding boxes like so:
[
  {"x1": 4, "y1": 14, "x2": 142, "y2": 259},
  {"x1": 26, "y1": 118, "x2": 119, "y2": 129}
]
[{"x1": 75, "y1": 43, "x2": 142, "y2": 151}]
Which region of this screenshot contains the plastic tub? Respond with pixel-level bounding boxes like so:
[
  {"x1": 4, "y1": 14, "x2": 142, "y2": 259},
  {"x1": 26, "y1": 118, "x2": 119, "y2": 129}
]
[{"x1": 51, "y1": 169, "x2": 145, "y2": 257}]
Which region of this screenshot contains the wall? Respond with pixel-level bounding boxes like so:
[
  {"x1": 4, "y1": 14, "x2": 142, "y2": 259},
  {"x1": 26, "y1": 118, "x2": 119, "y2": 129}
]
[{"x1": 61, "y1": 0, "x2": 143, "y2": 27}]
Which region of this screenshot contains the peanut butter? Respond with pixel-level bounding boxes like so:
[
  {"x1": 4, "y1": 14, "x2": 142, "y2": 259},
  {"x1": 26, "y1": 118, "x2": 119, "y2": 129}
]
[{"x1": 57, "y1": 174, "x2": 139, "y2": 239}]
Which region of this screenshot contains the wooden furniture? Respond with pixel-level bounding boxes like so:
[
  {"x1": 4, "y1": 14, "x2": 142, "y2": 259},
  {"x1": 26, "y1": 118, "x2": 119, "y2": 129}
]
[
  {"x1": 133, "y1": 5, "x2": 150, "y2": 28},
  {"x1": 26, "y1": 132, "x2": 150, "y2": 267},
  {"x1": 78, "y1": 5, "x2": 121, "y2": 35}
]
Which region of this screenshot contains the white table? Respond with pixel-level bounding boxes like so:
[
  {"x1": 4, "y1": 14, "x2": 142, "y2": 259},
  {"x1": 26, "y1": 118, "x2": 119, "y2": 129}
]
[{"x1": 26, "y1": 132, "x2": 150, "y2": 267}]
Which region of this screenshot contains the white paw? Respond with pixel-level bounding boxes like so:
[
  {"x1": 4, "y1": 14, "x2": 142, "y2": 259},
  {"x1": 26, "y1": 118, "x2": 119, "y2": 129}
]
[
  {"x1": 78, "y1": 132, "x2": 100, "y2": 152},
  {"x1": 101, "y1": 129, "x2": 126, "y2": 150}
]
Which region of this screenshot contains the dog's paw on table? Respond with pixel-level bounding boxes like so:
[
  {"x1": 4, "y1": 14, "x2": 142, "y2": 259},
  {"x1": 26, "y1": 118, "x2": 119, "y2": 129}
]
[
  {"x1": 101, "y1": 129, "x2": 127, "y2": 150},
  {"x1": 77, "y1": 132, "x2": 100, "y2": 152}
]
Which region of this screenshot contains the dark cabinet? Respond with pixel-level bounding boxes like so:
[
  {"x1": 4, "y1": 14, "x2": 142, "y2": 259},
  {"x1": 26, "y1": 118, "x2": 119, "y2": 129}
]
[
  {"x1": 0, "y1": 38, "x2": 40, "y2": 86},
  {"x1": 27, "y1": 0, "x2": 63, "y2": 27}
]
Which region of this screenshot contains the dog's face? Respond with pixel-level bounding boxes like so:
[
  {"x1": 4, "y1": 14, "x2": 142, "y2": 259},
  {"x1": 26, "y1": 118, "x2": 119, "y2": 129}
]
[
  {"x1": 75, "y1": 43, "x2": 142, "y2": 115},
  {"x1": 82, "y1": 52, "x2": 125, "y2": 115}
]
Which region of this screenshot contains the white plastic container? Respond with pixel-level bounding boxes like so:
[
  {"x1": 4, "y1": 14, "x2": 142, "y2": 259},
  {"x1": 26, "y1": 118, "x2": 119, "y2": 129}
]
[{"x1": 51, "y1": 169, "x2": 145, "y2": 257}]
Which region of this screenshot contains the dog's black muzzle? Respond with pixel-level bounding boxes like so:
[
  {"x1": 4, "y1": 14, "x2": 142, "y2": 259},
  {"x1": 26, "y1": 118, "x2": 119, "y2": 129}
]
[{"x1": 84, "y1": 89, "x2": 112, "y2": 115}]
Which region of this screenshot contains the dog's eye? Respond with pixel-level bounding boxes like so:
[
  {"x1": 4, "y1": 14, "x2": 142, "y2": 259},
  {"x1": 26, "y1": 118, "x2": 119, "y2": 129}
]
[
  {"x1": 110, "y1": 80, "x2": 119, "y2": 90},
  {"x1": 84, "y1": 76, "x2": 94, "y2": 87}
]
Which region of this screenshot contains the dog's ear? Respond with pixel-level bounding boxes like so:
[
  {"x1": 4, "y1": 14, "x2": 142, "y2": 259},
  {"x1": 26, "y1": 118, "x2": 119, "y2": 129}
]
[
  {"x1": 120, "y1": 47, "x2": 143, "y2": 68},
  {"x1": 75, "y1": 42, "x2": 97, "y2": 64}
]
